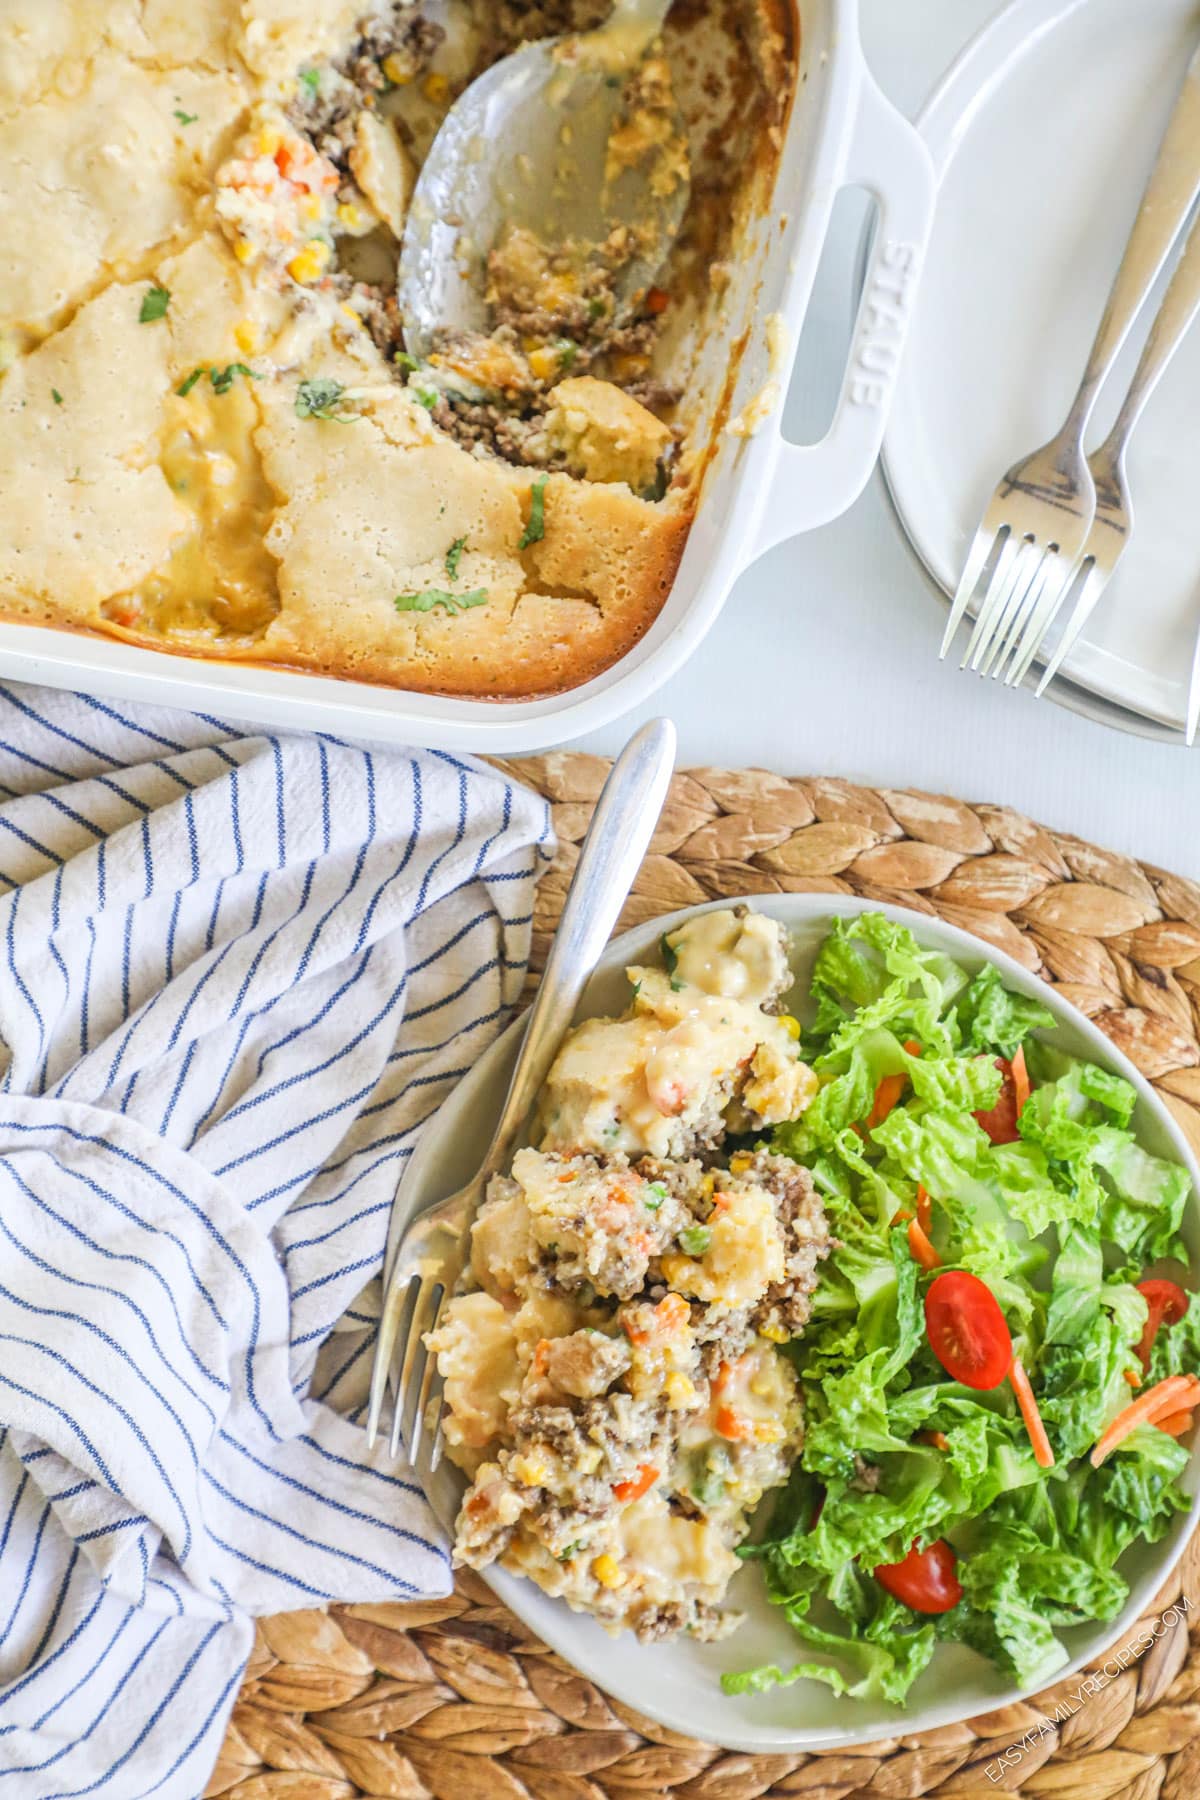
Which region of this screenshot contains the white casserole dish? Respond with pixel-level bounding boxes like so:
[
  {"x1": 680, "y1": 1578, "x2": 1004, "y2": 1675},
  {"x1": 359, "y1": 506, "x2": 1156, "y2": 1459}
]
[{"x1": 6, "y1": 0, "x2": 934, "y2": 748}]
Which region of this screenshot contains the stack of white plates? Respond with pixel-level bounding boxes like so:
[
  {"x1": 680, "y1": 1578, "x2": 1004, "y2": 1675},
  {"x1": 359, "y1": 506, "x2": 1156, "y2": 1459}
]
[{"x1": 881, "y1": 0, "x2": 1200, "y2": 742}]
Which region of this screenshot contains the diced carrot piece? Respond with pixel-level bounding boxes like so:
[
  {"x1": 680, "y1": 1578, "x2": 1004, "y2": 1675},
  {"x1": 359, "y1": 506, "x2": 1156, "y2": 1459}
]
[
  {"x1": 715, "y1": 1405, "x2": 751, "y2": 1441},
  {"x1": 645, "y1": 286, "x2": 670, "y2": 313},
  {"x1": 613, "y1": 1462, "x2": 658, "y2": 1502},
  {"x1": 655, "y1": 1293, "x2": 690, "y2": 1332},
  {"x1": 916, "y1": 1429, "x2": 950, "y2": 1450},
  {"x1": 915, "y1": 1184, "x2": 933, "y2": 1235},
  {"x1": 1011, "y1": 1356, "x2": 1054, "y2": 1469}
]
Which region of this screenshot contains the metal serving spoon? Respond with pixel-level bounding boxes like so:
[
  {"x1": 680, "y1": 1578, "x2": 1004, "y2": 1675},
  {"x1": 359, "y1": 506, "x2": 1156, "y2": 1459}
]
[
  {"x1": 365, "y1": 716, "x2": 676, "y2": 1480},
  {"x1": 397, "y1": 0, "x2": 689, "y2": 362}
]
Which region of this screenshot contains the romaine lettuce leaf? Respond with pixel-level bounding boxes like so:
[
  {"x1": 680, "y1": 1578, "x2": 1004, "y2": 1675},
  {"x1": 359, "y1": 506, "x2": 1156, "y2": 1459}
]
[{"x1": 735, "y1": 913, "x2": 1198, "y2": 1711}]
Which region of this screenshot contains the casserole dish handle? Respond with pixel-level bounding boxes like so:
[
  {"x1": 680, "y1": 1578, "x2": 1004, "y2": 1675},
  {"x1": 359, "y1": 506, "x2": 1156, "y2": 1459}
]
[{"x1": 753, "y1": 72, "x2": 936, "y2": 555}]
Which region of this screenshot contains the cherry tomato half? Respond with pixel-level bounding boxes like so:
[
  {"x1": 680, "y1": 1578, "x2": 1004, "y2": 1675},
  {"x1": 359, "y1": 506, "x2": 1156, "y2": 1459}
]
[
  {"x1": 973, "y1": 1055, "x2": 1024, "y2": 1145},
  {"x1": 874, "y1": 1538, "x2": 963, "y2": 1614},
  {"x1": 925, "y1": 1270, "x2": 1013, "y2": 1390},
  {"x1": 1135, "y1": 1278, "x2": 1191, "y2": 1374}
]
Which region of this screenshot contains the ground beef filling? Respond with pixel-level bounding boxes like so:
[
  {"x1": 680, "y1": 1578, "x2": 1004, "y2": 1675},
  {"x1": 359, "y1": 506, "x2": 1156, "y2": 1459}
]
[{"x1": 280, "y1": 0, "x2": 681, "y2": 477}]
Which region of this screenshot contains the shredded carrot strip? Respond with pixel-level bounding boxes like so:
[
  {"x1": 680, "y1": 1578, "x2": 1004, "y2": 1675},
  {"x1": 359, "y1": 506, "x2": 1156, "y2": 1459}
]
[
  {"x1": 907, "y1": 1218, "x2": 941, "y2": 1271},
  {"x1": 1089, "y1": 1375, "x2": 1200, "y2": 1467},
  {"x1": 915, "y1": 1183, "x2": 933, "y2": 1235},
  {"x1": 868, "y1": 1072, "x2": 907, "y2": 1129},
  {"x1": 867, "y1": 1041, "x2": 923, "y2": 1129},
  {"x1": 1010, "y1": 1356, "x2": 1055, "y2": 1469},
  {"x1": 1156, "y1": 1409, "x2": 1195, "y2": 1439},
  {"x1": 916, "y1": 1429, "x2": 950, "y2": 1450},
  {"x1": 1124, "y1": 1369, "x2": 1141, "y2": 1387},
  {"x1": 1011, "y1": 1045, "x2": 1030, "y2": 1117}
]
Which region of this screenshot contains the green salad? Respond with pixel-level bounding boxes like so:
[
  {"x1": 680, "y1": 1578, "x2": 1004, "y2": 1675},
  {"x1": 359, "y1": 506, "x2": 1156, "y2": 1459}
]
[{"x1": 725, "y1": 912, "x2": 1200, "y2": 1706}]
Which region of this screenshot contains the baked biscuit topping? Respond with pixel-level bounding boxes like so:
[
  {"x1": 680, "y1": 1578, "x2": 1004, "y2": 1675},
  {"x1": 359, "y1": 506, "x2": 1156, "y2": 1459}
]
[{"x1": 430, "y1": 907, "x2": 830, "y2": 1643}]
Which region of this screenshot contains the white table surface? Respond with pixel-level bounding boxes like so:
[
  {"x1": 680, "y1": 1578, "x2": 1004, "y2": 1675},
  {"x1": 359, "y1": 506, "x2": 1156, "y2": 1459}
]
[{"x1": 576, "y1": 0, "x2": 1200, "y2": 880}]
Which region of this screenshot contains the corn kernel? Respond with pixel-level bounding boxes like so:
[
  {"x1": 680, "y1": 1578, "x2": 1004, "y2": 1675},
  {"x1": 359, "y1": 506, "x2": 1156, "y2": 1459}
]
[
  {"x1": 299, "y1": 193, "x2": 323, "y2": 222},
  {"x1": 780, "y1": 1013, "x2": 801, "y2": 1039},
  {"x1": 528, "y1": 344, "x2": 560, "y2": 382},
  {"x1": 423, "y1": 72, "x2": 450, "y2": 104},
  {"x1": 592, "y1": 1554, "x2": 623, "y2": 1589},
  {"x1": 752, "y1": 1421, "x2": 784, "y2": 1445},
  {"x1": 664, "y1": 1370, "x2": 695, "y2": 1409},
  {"x1": 286, "y1": 238, "x2": 332, "y2": 285},
  {"x1": 514, "y1": 1456, "x2": 547, "y2": 1487},
  {"x1": 758, "y1": 1321, "x2": 788, "y2": 1343},
  {"x1": 233, "y1": 320, "x2": 259, "y2": 354},
  {"x1": 382, "y1": 51, "x2": 415, "y2": 84},
  {"x1": 659, "y1": 1254, "x2": 688, "y2": 1289},
  {"x1": 729, "y1": 1151, "x2": 753, "y2": 1175},
  {"x1": 254, "y1": 127, "x2": 282, "y2": 158},
  {"x1": 233, "y1": 238, "x2": 258, "y2": 266},
  {"x1": 750, "y1": 1376, "x2": 773, "y2": 1397},
  {"x1": 337, "y1": 200, "x2": 373, "y2": 234}
]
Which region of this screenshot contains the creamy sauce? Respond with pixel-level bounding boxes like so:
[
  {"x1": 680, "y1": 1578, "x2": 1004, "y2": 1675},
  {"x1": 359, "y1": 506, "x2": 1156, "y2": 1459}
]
[
  {"x1": 667, "y1": 908, "x2": 784, "y2": 1004},
  {"x1": 105, "y1": 382, "x2": 279, "y2": 640}
]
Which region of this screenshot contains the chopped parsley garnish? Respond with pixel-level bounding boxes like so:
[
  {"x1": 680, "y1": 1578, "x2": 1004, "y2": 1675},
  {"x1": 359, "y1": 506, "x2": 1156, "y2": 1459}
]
[
  {"x1": 299, "y1": 67, "x2": 321, "y2": 94},
  {"x1": 51, "y1": 388, "x2": 63, "y2": 405},
  {"x1": 556, "y1": 1541, "x2": 584, "y2": 1562},
  {"x1": 554, "y1": 337, "x2": 579, "y2": 371},
  {"x1": 413, "y1": 386, "x2": 439, "y2": 411},
  {"x1": 394, "y1": 350, "x2": 419, "y2": 375},
  {"x1": 517, "y1": 474, "x2": 548, "y2": 549},
  {"x1": 210, "y1": 361, "x2": 257, "y2": 395},
  {"x1": 587, "y1": 296, "x2": 607, "y2": 321},
  {"x1": 660, "y1": 931, "x2": 679, "y2": 976},
  {"x1": 295, "y1": 376, "x2": 358, "y2": 421},
  {"x1": 173, "y1": 109, "x2": 198, "y2": 124},
  {"x1": 444, "y1": 535, "x2": 467, "y2": 580},
  {"x1": 678, "y1": 1224, "x2": 712, "y2": 1257},
  {"x1": 643, "y1": 1182, "x2": 667, "y2": 1212},
  {"x1": 177, "y1": 363, "x2": 261, "y2": 398},
  {"x1": 394, "y1": 588, "x2": 488, "y2": 617},
  {"x1": 139, "y1": 285, "x2": 171, "y2": 323}
]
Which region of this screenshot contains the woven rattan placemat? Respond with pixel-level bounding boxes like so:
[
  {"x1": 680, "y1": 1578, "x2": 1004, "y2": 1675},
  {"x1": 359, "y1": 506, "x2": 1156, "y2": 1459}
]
[{"x1": 210, "y1": 756, "x2": 1200, "y2": 1800}]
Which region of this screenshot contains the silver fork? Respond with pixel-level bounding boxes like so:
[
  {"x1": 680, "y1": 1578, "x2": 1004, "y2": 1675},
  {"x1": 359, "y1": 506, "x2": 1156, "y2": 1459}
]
[
  {"x1": 1006, "y1": 208, "x2": 1200, "y2": 696},
  {"x1": 941, "y1": 37, "x2": 1200, "y2": 678},
  {"x1": 365, "y1": 716, "x2": 676, "y2": 1474}
]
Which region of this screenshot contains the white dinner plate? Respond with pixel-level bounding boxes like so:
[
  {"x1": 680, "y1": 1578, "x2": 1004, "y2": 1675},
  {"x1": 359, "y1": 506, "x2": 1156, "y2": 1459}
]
[
  {"x1": 398, "y1": 895, "x2": 1200, "y2": 1753},
  {"x1": 882, "y1": 0, "x2": 1200, "y2": 732}
]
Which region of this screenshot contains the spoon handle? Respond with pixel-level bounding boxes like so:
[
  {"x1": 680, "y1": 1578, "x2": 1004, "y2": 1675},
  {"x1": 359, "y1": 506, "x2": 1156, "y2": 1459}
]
[{"x1": 480, "y1": 716, "x2": 676, "y2": 1176}]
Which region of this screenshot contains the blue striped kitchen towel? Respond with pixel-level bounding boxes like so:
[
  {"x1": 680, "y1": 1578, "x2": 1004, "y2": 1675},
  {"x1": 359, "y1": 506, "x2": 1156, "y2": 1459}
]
[{"x1": 0, "y1": 684, "x2": 554, "y2": 1797}]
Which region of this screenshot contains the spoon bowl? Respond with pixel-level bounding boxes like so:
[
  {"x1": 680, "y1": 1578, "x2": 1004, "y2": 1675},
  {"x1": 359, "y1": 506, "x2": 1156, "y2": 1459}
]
[{"x1": 398, "y1": 0, "x2": 689, "y2": 360}]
